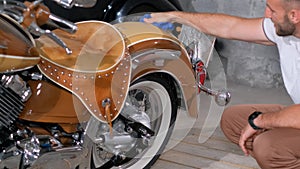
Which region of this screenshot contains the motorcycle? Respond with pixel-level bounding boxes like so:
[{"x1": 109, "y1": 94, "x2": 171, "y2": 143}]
[{"x1": 0, "y1": 0, "x2": 231, "y2": 168}]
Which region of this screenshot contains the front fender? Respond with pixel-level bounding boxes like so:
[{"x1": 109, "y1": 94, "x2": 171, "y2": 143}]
[{"x1": 114, "y1": 22, "x2": 198, "y2": 118}]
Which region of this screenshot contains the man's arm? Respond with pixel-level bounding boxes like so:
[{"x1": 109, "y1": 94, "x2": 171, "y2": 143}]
[
  {"x1": 144, "y1": 11, "x2": 275, "y2": 46},
  {"x1": 239, "y1": 104, "x2": 300, "y2": 155},
  {"x1": 255, "y1": 104, "x2": 300, "y2": 129}
]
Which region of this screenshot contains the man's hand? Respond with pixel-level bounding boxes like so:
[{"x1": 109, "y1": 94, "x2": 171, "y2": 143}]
[
  {"x1": 239, "y1": 124, "x2": 258, "y2": 156},
  {"x1": 142, "y1": 12, "x2": 175, "y2": 24},
  {"x1": 140, "y1": 13, "x2": 175, "y2": 31}
]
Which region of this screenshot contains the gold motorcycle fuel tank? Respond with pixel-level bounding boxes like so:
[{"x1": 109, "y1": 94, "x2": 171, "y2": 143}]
[{"x1": 0, "y1": 14, "x2": 40, "y2": 72}]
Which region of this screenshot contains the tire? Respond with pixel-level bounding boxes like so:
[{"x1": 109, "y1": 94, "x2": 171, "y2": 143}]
[{"x1": 85, "y1": 73, "x2": 178, "y2": 169}]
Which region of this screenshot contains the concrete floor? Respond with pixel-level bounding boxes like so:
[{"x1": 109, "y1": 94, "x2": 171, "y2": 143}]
[{"x1": 153, "y1": 80, "x2": 293, "y2": 169}]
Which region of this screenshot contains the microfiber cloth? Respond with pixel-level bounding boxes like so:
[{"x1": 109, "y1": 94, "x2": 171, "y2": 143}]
[{"x1": 140, "y1": 14, "x2": 174, "y2": 31}]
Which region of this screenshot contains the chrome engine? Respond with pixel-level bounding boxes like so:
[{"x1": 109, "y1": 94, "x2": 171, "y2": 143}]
[
  {"x1": 0, "y1": 74, "x2": 30, "y2": 129},
  {"x1": 0, "y1": 73, "x2": 84, "y2": 168},
  {"x1": 0, "y1": 74, "x2": 31, "y2": 154}
]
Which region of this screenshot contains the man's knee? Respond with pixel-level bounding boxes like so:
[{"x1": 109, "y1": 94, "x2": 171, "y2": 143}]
[
  {"x1": 220, "y1": 105, "x2": 245, "y2": 130},
  {"x1": 221, "y1": 106, "x2": 236, "y2": 121},
  {"x1": 220, "y1": 105, "x2": 245, "y2": 143},
  {"x1": 220, "y1": 106, "x2": 233, "y2": 134}
]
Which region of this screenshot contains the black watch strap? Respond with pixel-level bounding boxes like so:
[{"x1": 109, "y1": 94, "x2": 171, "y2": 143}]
[{"x1": 248, "y1": 111, "x2": 262, "y2": 130}]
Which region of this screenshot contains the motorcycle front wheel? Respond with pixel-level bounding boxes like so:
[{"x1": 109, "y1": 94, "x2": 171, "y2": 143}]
[{"x1": 82, "y1": 73, "x2": 178, "y2": 169}]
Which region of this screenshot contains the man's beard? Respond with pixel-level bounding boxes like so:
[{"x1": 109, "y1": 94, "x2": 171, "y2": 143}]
[{"x1": 276, "y1": 15, "x2": 295, "y2": 36}]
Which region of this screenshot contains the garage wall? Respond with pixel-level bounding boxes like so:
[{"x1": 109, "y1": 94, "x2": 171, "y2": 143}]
[{"x1": 179, "y1": 0, "x2": 283, "y2": 88}]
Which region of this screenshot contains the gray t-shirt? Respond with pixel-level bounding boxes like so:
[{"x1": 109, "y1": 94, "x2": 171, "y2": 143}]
[{"x1": 263, "y1": 18, "x2": 300, "y2": 104}]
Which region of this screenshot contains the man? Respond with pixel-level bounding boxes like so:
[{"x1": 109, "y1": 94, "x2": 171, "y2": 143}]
[{"x1": 144, "y1": 0, "x2": 300, "y2": 168}]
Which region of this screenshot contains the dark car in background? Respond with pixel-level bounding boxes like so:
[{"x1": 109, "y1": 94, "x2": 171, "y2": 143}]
[{"x1": 43, "y1": 0, "x2": 182, "y2": 22}]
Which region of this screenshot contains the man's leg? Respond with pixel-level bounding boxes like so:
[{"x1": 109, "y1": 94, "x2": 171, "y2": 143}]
[
  {"x1": 220, "y1": 104, "x2": 284, "y2": 144},
  {"x1": 220, "y1": 104, "x2": 300, "y2": 169},
  {"x1": 253, "y1": 128, "x2": 300, "y2": 169}
]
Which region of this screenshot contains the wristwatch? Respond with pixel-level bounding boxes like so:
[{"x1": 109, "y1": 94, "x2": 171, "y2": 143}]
[{"x1": 248, "y1": 111, "x2": 262, "y2": 130}]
